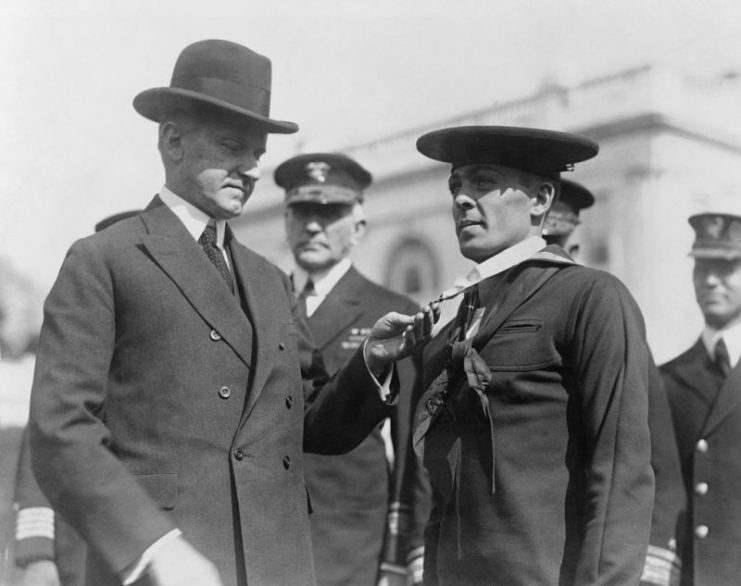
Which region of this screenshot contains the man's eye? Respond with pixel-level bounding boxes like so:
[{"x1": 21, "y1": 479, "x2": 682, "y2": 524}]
[
  {"x1": 223, "y1": 141, "x2": 242, "y2": 152},
  {"x1": 476, "y1": 177, "x2": 497, "y2": 189},
  {"x1": 448, "y1": 182, "x2": 461, "y2": 196}
]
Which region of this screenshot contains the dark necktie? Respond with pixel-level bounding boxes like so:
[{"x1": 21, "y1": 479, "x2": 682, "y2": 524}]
[
  {"x1": 198, "y1": 220, "x2": 234, "y2": 293},
  {"x1": 714, "y1": 337, "x2": 732, "y2": 378},
  {"x1": 297, "y1": 279, "x2": 315, "y2": 316},
  {"x1": 458, "y1": 285, "x2": 481, "y2": 340}
]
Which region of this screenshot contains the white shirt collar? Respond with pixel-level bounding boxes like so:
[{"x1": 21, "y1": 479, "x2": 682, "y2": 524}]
[
  {"x1": 701, "y1": 320, "x2": 741, "y2": 367},
  {"x1": 159, "y1": 185, "x2": 227, "y2": 248},
  {"x1": 292, "y1": 257, "x2": 353, "y2": 297}
]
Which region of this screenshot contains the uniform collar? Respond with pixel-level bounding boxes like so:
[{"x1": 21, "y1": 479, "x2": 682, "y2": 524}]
[
  {"x1": 701, "y1": 320, "x2": 741, "y2": 367},
  {"x1": 292, "y1": 257, "x2": 352, "y2": 297}
]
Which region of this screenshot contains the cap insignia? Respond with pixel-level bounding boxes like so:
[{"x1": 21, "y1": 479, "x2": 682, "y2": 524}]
[{"x1": 305, "y1": 162, "x2": 331, "y2": 183}]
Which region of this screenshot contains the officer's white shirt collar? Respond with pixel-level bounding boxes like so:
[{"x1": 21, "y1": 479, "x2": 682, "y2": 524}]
[
  {"x1": 159, "y1": 186, "x2": 227, "y2": 249},
  {"x1": 701, "y1": 320, "x2": 741, "y2": 367},
  {"x1": 292, "y1": 258, "x2": 352, "y2": 317}
]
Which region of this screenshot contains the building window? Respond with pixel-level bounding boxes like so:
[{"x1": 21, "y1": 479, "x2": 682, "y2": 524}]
[{"x1": 385, "y1": 238, "x2": 439, "y2": 302}]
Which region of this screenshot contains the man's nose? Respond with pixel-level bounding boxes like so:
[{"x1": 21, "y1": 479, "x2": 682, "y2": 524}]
[
  {"x1": 237, "y1": 161, "x2": 261, "y2": 181},
  {"x1": 304, "y1": 218, "x2": 324, "y2": 233},
  {"x1": 453, "y1": 191, "x2": 475, "y2": 209}
]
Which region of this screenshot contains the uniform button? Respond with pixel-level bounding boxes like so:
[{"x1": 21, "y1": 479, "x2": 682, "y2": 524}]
[
  {"x1": 696, "y1": 439, "x2": 709, "y2": 453},
  {"x1": 210, "y1": 329, "x2": 222, "y2": 341},
  {"x1": 218, "y1": 386, "x2": 231, "y2": 399},
  {"x1": 695, "y1": 482, "x2": 709, "y2": 496},
  {"x1": 285, "y1": 395, "x2": 293, "y2": 409},
  {"x1": 283, "y1": 455, "x2": 291, "y2": 470},
  {"x1": 278, "y1": 342, "x2": 286, "y2": 351},
  {"x1": 234, "y1": 449, "x2": 244, "y2": 461},
  {"x1": 694, "y1": 525, "x2": 709, "y2": 539}
]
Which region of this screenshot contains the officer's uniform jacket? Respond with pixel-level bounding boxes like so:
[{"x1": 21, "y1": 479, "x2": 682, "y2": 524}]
[
  {"x1": 302, "y1": 266, "x2": 422, "y2": 586},
  {"x1": 414, "y1": 245, "x2": 655, "y2": 586},
  {"x1": 28, "y1": 196, "x2": 391, "y2": 586},
  {"x1": 662, "y1": 339, "x2": 741, "y2": 586}
]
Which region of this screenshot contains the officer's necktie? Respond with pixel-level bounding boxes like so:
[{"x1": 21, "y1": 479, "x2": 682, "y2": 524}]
[
  {"x1": 714, "y1": 337, "x2": 732, "y2": 378},
  {"x1": 298, "y1": 278, "x2": 315, "y2": 317},
  {"x1": 198, "y1": 220, "x2": 234, "y2": 293}
]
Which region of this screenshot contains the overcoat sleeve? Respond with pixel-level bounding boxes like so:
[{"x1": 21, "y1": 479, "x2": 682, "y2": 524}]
[
  {"x1": 567, "y1": 275, "x2": 655, "y2": 585},
  {"x1": 29, "y1": 239, "x2": 178, "y2": 575}
]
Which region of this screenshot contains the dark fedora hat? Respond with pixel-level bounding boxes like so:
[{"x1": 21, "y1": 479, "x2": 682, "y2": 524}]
[
  {"x1": 133, "y1": 39, "x2": 298, "y2": 134},
  {"x1": 416, "y1": 126, "x2": 598, "y2": 178},
  {"x1": 275, "y1": 153, "x2": 372, "y2": 206}
]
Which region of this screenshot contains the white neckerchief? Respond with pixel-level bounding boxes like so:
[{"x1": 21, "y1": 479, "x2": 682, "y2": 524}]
[
  {"x1": 701, "y1": 320, "x2": 741, "y2": 368},
  {"x1": 443, "y1": 236, "x2": 547, "y2": 339},
  {"x1": 292, "y1": 257, "x2": 353, "y2": 317},
  {"x1": 159, "y1": 186, "x2": 230, "y2": 267}
]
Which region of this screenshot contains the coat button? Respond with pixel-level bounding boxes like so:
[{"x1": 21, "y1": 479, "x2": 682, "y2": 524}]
[
  {"x1": 695, "y1": 482, "x2": 709, "y2": 496},
  {"x1": 210, "y1": 329, "x2": 222, "y2": 341},
  {"x1": 696, "y1": 439, "x2": 709, "y2": 453},
  {"x1": 278, "y1": 342, "x2": 286, "y2": 351},
  {"x1": 283, "y1": 455, "x2": 291, "y2": 470},
  {"x1": 694, "y1": 525, "x2": 709, "y2": 539},
  {"x1": 285, "y1": 395, "x2": 293, "y2": 409},
  {"x1": 234, "y1": 448, "x2": 244, "y2": 461},
  {"x1": 218, "y1": 386, "x2": 231, "y2": 399}
]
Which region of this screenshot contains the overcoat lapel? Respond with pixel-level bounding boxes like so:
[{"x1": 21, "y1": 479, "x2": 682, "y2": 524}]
[
  {"x1": 228, "y1": 232, "x2": 286, "y2": 423},
  {"x1": 139, "y1": 198, "x2": 254, "y2": 368},
  {"x1": 703, "y1": 356, "x2": 741, "y2": 436},
  {"x1": 308, "y1": 267, "x2": 364, "y2": 350}
]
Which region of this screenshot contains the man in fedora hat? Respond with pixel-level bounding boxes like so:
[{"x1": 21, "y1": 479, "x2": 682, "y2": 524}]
[
  {"x1": 660, "y1": 213, "x2": 741, "y2": 585},
  {"x1": 409, "y1": 125, "x2": 655, "y2": 585},
  {"x1": 276, "y1": 153, "x2": 426, "y2": 586},
  {"x1": 28, "y1": 40, "x2": 435, "y2": 586}
]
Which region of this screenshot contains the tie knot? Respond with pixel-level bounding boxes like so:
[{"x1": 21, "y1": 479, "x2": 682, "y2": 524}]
[
  {"x1": 199, "y1": 220, "x2": 218, "y2": 246},
  {"x1": 302, "y1": 279, "x2": 315, "y2": 297}
]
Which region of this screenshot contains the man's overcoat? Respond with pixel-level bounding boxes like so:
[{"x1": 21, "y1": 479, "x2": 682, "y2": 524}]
[
  {"x1": 416, "y1": 247, "x2": 655, "y2": 585},
  {"x1": 29, "y1": 197, "x2": 391, "y2": 586},
  {"x1": 662, "y1": 340, "x2": 741, "y2": 586},
  {"x1": 303, "y1": 266, "x2": 422, "y2": 585}
]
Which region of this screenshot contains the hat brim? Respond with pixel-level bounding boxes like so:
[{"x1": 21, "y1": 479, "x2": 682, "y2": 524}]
[
  {"x1": 133, "y1": 87, "x2": 299, "y2": 134},
  {"x1": 416, "y1": 126, "x2": 598, "y2": 176},
  {"x1": 689, "y1": 247, "x2": 741, "y2": 261}
]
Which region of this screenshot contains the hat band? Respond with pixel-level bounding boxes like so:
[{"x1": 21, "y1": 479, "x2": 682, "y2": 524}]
[
  {"x1": 286, "y1": 185, "x2": 360, "y2": 205},
  {"x1": 172, "y1": 74, "x2": 271, "y2": 116}
]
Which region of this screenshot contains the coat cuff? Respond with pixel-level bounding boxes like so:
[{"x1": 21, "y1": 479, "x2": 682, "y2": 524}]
[
  {"x1": 641, "y1": 544, "x2": 681, "y2": 586},
  {"x1": 14, "y1": 507, "x2": 55, "y2": 567}
]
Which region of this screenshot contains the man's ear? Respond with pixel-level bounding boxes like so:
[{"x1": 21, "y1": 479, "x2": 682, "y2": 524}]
[
  {"x1": 531, "y1": 181, "x2": 556, "y2": 218},
  {"x1": 159, "y1": 121, "x2": 185, "y2": 163},
  {"x1": 351, "y1": 218, "x2": 367, "y2": 245}
]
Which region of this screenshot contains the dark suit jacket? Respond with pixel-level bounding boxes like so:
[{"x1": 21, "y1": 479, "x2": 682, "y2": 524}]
[
  {"x1": 302, "y1": 266, "x2": 422, "y2": 586},
  {"x1": 416, "y1": 246, "x2": 654, "y2": 586},
  {"x1": 662, "y1": 340, "x2": 741, "y2": 586},
  {"x1": 28, "y1": 197, "x2": 391, "y2": 586},
  {"x1": 14, "y1": 425, "x2": 87, "y2": 586}
]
